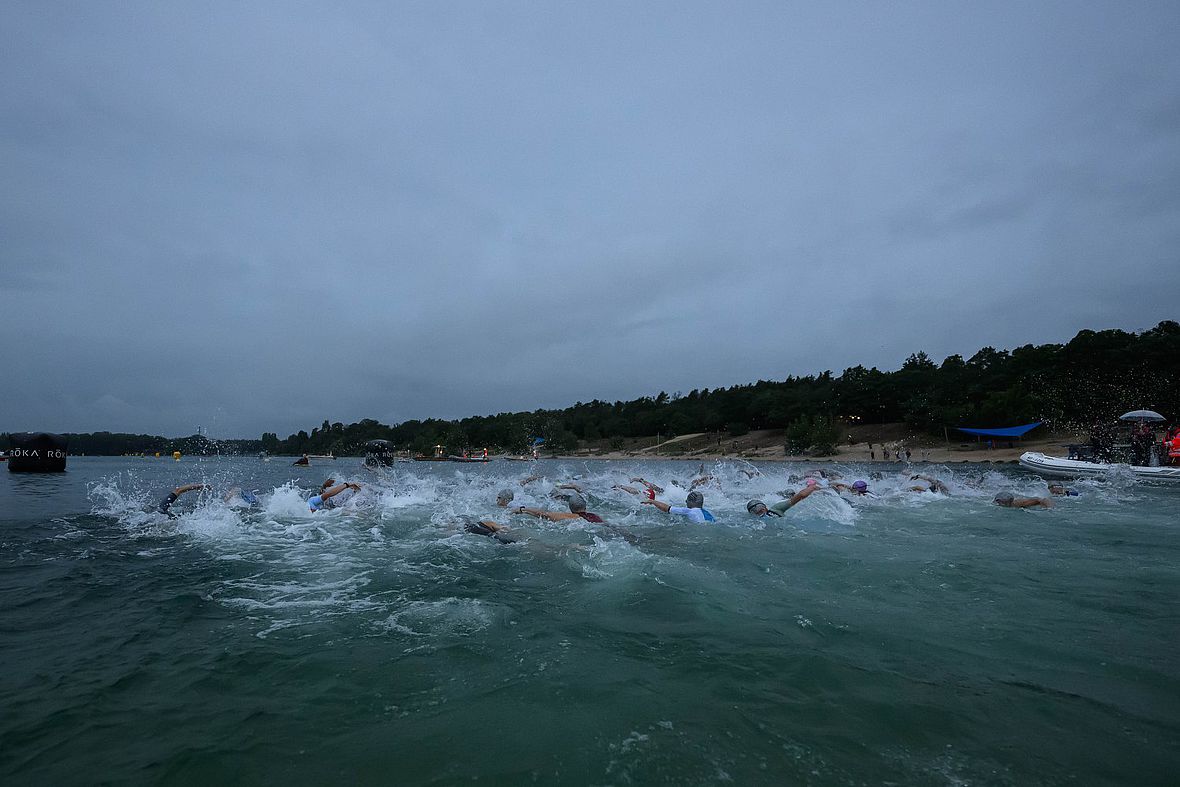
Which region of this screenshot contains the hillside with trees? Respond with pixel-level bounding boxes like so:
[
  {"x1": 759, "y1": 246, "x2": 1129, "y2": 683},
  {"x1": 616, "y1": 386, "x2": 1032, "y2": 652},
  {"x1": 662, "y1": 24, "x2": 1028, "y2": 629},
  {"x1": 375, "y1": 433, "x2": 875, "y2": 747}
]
[
  {"x1": 8, "y1": 322, "x2": 1176, "y2": 457},
  {"x1": 264, "y1": 321, "x2": 1179, "y2": 457}
]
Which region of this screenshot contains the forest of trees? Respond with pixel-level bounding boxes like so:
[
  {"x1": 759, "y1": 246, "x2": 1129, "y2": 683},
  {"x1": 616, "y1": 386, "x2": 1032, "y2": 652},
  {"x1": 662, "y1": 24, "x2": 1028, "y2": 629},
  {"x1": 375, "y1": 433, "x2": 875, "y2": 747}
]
[
  {"x1": 262, "y1": 322, "x2": 1179, "y2": 457},
  {"x1": 8, "y1": 322, "x2": 1176, "y2": 456}
]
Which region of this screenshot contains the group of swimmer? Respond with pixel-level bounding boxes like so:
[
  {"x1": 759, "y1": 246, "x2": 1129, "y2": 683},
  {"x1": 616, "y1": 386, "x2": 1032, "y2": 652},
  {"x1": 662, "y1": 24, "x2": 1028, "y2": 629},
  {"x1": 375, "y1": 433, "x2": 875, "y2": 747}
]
[{"x1": 155, "y1": 463, "x2": 1080, "y2": 550}]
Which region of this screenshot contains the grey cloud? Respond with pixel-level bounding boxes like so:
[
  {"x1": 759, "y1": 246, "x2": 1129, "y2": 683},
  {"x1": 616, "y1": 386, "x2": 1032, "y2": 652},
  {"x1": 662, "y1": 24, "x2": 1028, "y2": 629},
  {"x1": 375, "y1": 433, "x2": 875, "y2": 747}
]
[{"x1": 2, "y1": 1, "x2": 1179, "y2": 437}]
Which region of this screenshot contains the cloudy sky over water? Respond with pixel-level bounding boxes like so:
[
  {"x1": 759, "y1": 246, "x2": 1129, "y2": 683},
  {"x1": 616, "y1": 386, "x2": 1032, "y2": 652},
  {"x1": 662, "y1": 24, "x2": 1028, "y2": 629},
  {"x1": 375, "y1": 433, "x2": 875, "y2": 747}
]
[{"x1": 2, "y1": 2, "x2": 1178, "y2": 438}]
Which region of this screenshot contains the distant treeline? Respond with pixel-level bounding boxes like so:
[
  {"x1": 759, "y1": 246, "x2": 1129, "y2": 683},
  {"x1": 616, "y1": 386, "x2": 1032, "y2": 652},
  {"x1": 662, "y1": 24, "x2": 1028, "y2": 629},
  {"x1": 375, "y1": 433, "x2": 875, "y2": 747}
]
[
  {"x1": 262, "y1": 321, "x2": 1179, "y2": 456},
  {"x1": 9, "y1": 322, "x2": 1176, "y2": 457}
]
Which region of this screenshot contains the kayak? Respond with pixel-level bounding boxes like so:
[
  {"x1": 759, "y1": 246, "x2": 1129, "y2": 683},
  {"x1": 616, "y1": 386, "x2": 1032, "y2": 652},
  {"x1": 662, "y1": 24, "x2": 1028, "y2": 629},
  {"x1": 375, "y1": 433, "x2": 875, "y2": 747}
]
[{"x1": 1019, "y1": 451, "x2": 1180, "y2": 482}]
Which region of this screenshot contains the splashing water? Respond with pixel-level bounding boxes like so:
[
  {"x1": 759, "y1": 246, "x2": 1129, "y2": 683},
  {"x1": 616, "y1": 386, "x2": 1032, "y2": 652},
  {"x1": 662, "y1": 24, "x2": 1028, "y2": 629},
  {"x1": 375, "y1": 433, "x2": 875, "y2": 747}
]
[{"x1": 0, "y1": 456, "x2": 1176, "y2": 785}]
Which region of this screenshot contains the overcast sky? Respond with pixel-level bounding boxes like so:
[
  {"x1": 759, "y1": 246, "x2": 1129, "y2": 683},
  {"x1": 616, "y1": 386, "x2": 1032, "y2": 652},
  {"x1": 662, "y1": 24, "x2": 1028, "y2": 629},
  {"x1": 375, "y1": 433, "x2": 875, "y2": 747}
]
[{"x1": 2, "y1": 2, "x2": 1178, "y2": 438}]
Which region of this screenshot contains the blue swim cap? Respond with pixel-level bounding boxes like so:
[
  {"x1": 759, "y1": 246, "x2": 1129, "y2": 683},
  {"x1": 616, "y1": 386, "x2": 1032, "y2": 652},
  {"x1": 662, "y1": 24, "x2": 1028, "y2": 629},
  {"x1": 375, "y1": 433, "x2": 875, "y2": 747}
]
[{"x1": 241, "y1": 490, "x2": 258, "y2": 505}]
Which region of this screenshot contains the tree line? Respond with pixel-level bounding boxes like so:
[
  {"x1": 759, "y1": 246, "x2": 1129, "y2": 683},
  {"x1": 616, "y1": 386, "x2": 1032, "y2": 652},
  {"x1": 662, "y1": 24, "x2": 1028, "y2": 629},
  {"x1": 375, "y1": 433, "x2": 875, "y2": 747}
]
[
  {"x1": 263, "y1": 321, "x2": 1179, "y2": 456},
  {"x1": 8, "y1": 322, "x2": 1176, "y2": 457}
]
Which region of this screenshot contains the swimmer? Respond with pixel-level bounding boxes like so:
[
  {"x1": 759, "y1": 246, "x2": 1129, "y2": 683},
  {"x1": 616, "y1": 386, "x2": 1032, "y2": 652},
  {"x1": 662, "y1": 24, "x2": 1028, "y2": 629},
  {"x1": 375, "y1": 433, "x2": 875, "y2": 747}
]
[
  {"x1": 746, "y1": 482, "x2": 824, "y2": 517},
  {"x1": 223, "y1": 487, "x2": 261, "y2": 508},
  {"x1": 461, "y1": 518, "x2": 516, "y2": 545},
  {"x1": 611, "y1": 484, "x2": 642, "y2": 496},
  {"x1": 993, "y1": 491, "x2": 1054, "y2": 509},
  {"x1": 643, "y1": 490, "x2": 716, "y2": 522},
  {"x1": 495, "y1": 488, "x2": 515, "y2": 507},
  {"x1": 293, "y1": 454, "x2": 309, "y2": 466},
  {"x1": 514, "y1": 494, "x2": 638, "y2": 544},
  {"x1": 554, "y1": 482, "x2": 587, "y2": 494},
  {"x1": 830, "y1": 480, "x2": 872, "y2": 496},
  {"x1": 909, "y1": 474, "x2": 950, "y2": 494},
  {"x1": 515, "y1": 493, "x2": 605, "y2": 523},
  {"x1": 308, "y1": 481, "x2": 361, "y2": 512},
  {"x1": 630, "y1": 477, "x2": 664, "y2": 494},
  {"x1": 1047, "y1": 483, "x2": 1079, "y2": 497},
  {"x1": 157, "y1": 483, "x2": 208, "y2": 514},
  {"x1": 519, "y1": 473, "x2": 544, "y2": 487}
]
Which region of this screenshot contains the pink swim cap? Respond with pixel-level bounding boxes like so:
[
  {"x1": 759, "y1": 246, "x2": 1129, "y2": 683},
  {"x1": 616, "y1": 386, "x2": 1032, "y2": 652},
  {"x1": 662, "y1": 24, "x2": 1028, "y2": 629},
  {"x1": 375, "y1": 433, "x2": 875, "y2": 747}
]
[{"x1": 805, "y1": 479, "x2": 818, "y2": 487}]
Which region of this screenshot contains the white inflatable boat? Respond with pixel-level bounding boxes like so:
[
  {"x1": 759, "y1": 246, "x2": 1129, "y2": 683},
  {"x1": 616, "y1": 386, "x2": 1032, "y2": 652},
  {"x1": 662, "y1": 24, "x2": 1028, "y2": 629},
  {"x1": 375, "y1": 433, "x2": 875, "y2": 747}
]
[{"x1": 1019, "y1": 451, "x2": 1180, "y2": 483}]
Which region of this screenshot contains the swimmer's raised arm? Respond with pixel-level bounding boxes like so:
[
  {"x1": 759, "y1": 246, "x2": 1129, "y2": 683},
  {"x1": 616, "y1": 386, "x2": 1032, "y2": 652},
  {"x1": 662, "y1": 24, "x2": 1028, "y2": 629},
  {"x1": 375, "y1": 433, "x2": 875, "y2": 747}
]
[{"x1": 158, "y1": 483, "x2": 208, "y2": 514}]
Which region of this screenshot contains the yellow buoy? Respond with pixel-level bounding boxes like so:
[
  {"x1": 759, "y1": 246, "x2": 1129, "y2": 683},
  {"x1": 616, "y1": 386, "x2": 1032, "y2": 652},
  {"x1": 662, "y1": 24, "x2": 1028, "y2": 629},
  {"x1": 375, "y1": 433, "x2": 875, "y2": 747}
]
[{"x1": 173, "y1": 451, "x2": 181, "y2": 461}]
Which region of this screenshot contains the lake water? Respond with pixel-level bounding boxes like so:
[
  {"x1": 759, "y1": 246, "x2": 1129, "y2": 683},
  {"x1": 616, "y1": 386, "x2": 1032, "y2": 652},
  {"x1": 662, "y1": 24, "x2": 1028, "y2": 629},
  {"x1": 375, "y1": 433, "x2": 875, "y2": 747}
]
[{"x1": 2, "y1": 456, "x2": 1177, "y2": 785}]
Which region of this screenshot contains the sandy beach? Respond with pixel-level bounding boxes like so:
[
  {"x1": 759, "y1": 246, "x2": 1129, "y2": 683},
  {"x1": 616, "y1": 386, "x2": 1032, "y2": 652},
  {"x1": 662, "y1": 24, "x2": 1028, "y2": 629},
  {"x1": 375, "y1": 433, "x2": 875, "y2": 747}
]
[{"x1": 543, "y1": 424, "x2": 1085, "y2": 464}]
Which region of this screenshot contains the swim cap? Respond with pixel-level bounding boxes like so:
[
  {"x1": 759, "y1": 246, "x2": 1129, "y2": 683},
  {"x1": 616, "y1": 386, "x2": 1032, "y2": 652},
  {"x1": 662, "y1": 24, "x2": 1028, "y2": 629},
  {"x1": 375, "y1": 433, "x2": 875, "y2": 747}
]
[
  {"x1": 686, "y1": 490, "x2": 704, "y2": 508},
  {"x1": 994, "y1": 492, "x2": 1014, "y2": 504},
  {"x1": 805, "y1": 479, "x2": 818, "y2": 487},
  {"x1": 852, "y1": 480, "x2": 867, "y2": 491},
  {"x1": 746, "y1": 499, "x2": 767, "y2": 514},
  {"x1": 241, "y1": 490, "x2": 258, "y2": 505},
  {"x1": 496, "y1": 488, "x2": 514, "y2": 503},
  {"x1": 566, "y1": 493, "x2": 587, "y2": 513}
]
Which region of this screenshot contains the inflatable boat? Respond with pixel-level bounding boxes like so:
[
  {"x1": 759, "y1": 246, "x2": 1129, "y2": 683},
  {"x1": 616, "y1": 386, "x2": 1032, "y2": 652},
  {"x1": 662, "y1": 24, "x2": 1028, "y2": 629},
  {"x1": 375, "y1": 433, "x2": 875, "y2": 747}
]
[{"x1": 1019, "y1": 451, "x2": 1180, "y2": 483}]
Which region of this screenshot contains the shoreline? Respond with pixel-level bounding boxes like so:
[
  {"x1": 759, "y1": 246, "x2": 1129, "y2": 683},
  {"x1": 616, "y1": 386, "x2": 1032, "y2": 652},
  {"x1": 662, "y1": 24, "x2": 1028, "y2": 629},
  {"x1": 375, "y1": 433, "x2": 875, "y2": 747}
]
[{"x1": 538, "y1": 434, "x2": 1080, "y2": 465}]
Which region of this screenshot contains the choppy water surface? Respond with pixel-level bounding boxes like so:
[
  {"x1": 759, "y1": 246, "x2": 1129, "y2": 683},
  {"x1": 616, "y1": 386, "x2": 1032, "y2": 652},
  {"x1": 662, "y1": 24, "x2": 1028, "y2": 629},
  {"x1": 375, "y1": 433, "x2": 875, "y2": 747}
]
[{"x1": 2, "y1": 457, "x2": 1178, "y2": 785}]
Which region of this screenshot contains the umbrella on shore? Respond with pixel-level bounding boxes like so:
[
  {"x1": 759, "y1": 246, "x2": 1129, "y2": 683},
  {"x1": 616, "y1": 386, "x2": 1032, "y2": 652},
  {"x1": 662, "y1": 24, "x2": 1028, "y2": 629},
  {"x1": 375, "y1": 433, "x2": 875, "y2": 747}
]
[{"x1": 1119, "y1": 409, "x2": 1166, "y2": 422}]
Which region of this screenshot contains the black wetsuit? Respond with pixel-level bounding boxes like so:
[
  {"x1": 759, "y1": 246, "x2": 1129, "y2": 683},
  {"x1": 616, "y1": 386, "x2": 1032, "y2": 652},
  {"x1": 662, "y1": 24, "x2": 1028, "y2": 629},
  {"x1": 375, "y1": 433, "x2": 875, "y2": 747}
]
[
  {"x1": 464, "y1": 521, "x2": 515, "y2": 544},
  {"x1": 158, "y1": 492, "x2": 179, "y2": 514}
]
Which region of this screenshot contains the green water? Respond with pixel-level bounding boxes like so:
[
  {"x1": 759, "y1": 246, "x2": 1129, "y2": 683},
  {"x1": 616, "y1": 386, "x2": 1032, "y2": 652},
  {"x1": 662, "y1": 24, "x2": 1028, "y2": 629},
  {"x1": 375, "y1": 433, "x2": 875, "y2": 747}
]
[{"x1": 2, "y1": 457, "x2": 1177, "y2": 784}]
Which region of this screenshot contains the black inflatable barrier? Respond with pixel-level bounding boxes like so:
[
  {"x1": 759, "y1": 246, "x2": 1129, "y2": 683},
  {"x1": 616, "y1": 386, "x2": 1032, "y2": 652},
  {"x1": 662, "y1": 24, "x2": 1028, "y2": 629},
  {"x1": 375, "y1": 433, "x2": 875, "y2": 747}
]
[
  {"x1": 8, "y1": 432, "x2": 68, "y2": 472},
  {"x1": 363, "y1": 439, "x2": 395, "y2": 467}
]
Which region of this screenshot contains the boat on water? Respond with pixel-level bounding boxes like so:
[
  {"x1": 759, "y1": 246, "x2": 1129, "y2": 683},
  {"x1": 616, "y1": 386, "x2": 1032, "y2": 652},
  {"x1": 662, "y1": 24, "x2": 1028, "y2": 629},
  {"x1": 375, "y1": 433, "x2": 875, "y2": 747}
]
[
  {"x1": 1019, "y1": 452, "x2": 1180, "y2": 482},
  {"x1": 449, "y1": 447, "x2": 491, "y2": 463},
  {"x1": 307, "y1": 454, "x2": 335, "y2": 460},
  {"x1": 413, "y1": 445, "x2": 450, "y2": 462},
  {"x1": 1021, "y1": 409, "x2": 1180, "y2": 483}
]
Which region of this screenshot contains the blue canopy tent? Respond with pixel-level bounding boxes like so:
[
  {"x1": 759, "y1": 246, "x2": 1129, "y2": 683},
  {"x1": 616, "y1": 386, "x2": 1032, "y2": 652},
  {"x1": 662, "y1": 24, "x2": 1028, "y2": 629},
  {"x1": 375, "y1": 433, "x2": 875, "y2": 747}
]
[{"x1": 955, "y1": 422, "x2": 1042, "y2": 439}]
